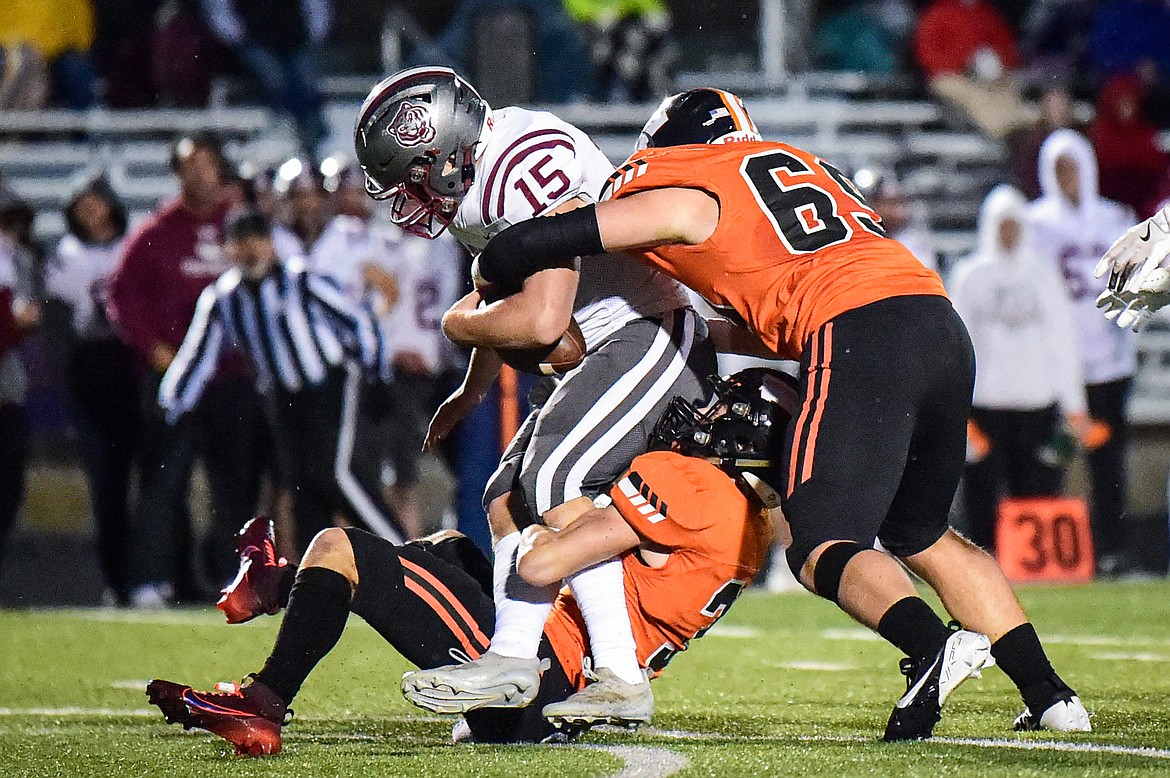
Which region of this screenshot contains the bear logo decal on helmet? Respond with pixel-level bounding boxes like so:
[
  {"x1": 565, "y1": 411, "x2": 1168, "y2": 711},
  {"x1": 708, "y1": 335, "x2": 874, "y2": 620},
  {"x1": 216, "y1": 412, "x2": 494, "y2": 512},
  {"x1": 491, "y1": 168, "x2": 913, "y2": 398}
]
[{"x1": 385, "y1": 102, "x2": 437, "y2": 147}]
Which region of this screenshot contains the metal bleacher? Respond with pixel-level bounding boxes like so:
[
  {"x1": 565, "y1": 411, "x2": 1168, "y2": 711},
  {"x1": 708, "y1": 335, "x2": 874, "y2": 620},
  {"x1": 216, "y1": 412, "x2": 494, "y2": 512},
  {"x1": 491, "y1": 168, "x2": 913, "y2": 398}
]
[{"x1": 0, "y1": 107, "x2": 288, "y2": 240}]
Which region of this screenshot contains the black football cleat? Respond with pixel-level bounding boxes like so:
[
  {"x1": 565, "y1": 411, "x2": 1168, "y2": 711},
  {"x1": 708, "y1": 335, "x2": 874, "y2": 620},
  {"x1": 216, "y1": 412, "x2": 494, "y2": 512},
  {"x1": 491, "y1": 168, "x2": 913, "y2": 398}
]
[
  {"x1": 883, "y1": 629, "x2": 993, "y2": 742},
  {"x1": 146, "y1": 677, "x2": 289, "y2": 756},
  {"x1": 217, "y1": 516, "x2": 289, "y2": 624}
]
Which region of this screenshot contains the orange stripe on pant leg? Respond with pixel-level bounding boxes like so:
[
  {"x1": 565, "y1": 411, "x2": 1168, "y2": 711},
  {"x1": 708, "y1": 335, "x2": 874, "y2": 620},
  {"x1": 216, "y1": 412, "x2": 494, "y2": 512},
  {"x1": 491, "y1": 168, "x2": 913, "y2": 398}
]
[
  {"x1": 788, "y1": 330, "x2": 822, "y2": 494},
  {"x1": 401, "y1": 557, "x2": 493, "y2": 650},
  {"x1": 800, "y1": 322, "x2": 834, "y2": 485},
  {"x1": 403, "y1": 576, "x2": 481, "y2": 658}
]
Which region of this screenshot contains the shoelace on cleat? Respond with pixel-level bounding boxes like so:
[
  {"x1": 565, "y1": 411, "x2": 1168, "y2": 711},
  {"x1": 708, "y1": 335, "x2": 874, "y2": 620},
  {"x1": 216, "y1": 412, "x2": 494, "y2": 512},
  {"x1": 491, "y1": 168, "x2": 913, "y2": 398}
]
[{"x1": 898, "y1": 657, "x2": 921, "y2": 692}]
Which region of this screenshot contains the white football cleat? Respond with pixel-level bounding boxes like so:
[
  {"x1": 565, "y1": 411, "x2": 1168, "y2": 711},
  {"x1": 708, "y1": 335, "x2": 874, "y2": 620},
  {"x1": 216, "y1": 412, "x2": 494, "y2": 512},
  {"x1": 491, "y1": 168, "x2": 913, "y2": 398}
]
[
  {"x1": 402, "y1": 653, "x2": 544, "y2": 714},
  {"x1": 542, "y1": 666, "x2": 654, "y2": 730},
  {"x1": 884, "y1": 629, "x2": 994, "y2": 741},
  {"x1": 1014, "y1": 694, "x2": 1091, "y2": 732}
]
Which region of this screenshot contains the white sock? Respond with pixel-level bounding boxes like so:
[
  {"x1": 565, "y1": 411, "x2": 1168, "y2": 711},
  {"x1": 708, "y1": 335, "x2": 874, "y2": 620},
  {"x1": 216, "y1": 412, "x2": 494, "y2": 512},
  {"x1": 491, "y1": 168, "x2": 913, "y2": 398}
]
[
  {"x1": 486, "y1": 531, "x2": 557, "y2": 659},
  {"x1": 567, "y1": 558, "x2": 643, "y2": 684}
]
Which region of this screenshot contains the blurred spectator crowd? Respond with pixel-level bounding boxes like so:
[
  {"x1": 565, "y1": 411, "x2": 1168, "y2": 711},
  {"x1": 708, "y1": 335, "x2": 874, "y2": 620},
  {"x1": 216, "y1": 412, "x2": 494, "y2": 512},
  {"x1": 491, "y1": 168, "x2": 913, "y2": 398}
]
[
  {"x1": 2, "y1": 0, "x2": 1170, "y2": 602},
  {"x1": 0, "y1": 133, "x2": 473, "y2": 606}
]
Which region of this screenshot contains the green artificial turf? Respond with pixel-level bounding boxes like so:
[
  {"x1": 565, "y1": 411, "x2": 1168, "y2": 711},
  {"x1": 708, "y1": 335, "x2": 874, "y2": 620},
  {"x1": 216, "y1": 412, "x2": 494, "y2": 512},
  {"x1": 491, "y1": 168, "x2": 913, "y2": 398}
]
[{"x1": 2, "y1": 581, "x2": 1169, "y2": 776}]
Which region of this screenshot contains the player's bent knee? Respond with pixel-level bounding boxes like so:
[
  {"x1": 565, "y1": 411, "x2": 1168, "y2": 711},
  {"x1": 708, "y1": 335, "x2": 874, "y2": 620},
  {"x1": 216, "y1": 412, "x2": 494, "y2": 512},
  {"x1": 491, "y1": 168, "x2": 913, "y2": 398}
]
[
  {"x1": 302, "y1": 527, "x2": 358, "y2": 586},
  {"x1": 808, "y1": 541, "x2": 868, "y2": 604}
]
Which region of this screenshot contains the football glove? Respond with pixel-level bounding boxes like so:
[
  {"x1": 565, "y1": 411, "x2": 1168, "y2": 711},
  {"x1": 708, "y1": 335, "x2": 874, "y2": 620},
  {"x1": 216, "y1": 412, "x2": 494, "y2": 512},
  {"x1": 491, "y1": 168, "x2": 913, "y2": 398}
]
[
  {"x1": 1094, "y1": 205, "x2": 1170, "y2": 330},
  {"x1": 1095, "y1": 266, "x2": 1170, "y2": 331}
]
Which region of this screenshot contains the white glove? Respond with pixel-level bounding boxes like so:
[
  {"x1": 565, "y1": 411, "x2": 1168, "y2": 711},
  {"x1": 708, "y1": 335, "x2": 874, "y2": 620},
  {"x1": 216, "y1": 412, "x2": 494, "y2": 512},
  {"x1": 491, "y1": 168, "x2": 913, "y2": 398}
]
[
  {"x1": 1096, "y1": 266, "x2": 1170, "y2": 330},
  {"x1": 1094, "y1": 206, "x2": 1170, "y2": 330}
]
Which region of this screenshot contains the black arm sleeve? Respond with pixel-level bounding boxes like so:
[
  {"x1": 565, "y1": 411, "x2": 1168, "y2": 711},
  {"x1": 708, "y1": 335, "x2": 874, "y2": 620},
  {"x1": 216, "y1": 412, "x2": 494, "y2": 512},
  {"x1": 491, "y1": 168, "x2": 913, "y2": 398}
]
[{"x1": 477, "y1": 203, "x2": 606, "y2": 285}]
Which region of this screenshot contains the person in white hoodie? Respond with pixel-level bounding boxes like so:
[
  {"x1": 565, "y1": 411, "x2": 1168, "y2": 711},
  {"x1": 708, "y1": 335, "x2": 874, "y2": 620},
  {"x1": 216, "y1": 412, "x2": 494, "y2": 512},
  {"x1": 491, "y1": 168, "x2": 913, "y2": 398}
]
[
  {"x1": 950, "y1": 185, "x2": 1094, "y2": 551},
  {"x1": 1028, "y1": 129, "x2": 1137, "y2": 576}
]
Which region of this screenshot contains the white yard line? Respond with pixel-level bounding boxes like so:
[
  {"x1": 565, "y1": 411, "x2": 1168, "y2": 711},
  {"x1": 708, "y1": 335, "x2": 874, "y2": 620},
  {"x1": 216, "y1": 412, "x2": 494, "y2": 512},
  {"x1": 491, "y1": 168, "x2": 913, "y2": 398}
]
[
  {"x1": 0, "y1": 708, "x2": 441, "y2": 723},
  {"x1": 769, "y1": 661, "x2": 855, "y2": 672},
  {"x1": 702, "y1": 625, "x2": 760, "y2": 639},
  {"x1": 1089, "y1": 651, "x2": 1170, "y2": 662},
  {"x1": 45, "y1": 609, "x2": 225, "y2": 626},
  {"x1": 645, "y1": 728, "x2": 1170, "y2": 761},
  {"x1": 0, "y1": 707, "x2": 157, "y2": 717},
  {"x1": 931, "y1": 736, "x2": 1170, "y2": 760},
  {"x1": 582, "y1": 745, "x2": 690, "y2": 778},
  {"x1": 821, "y1": 627, "x2": 1170, "y2": 649}
]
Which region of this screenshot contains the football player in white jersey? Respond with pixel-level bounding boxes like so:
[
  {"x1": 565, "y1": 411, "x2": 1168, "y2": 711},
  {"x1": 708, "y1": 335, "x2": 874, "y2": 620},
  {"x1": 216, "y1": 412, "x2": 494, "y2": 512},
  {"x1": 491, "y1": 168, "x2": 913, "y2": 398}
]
[
  {"x1": 1027, "y1": 129, "x2": 1137, "y2": 576},
  {"x1": 354, "y1": 67, "x2": 722, "y2": 727},
  {"x1": 309, "y1": 164, "x2": 463, "y2": 538}
]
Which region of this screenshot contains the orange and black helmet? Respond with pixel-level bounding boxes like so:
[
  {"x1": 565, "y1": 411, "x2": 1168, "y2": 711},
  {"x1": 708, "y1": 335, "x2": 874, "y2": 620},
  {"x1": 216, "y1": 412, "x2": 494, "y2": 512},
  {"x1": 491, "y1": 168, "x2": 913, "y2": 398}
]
[{"x1": 636, "y1": 88, "x2": 762, "y2": 151}]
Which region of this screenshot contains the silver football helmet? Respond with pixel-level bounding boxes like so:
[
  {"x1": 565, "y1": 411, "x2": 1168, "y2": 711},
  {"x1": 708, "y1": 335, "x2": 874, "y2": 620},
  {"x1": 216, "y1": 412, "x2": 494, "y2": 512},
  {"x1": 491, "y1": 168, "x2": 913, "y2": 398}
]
[{"x1": 354, "y1": 66, "x2": 490, "y2": 238}]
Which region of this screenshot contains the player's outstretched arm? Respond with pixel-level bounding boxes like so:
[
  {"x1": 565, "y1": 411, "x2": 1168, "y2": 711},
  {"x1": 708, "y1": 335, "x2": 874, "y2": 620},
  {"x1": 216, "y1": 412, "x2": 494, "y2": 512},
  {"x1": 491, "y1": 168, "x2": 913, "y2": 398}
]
[
  {"x1": 515, "y1": 507, "x2": 640, "y2": 587},
  {"x1": 423, "y1": 347, "x2": 503, "y2": 451},
  {"x1": 1095, "y1": 205, "x2": 1170, "y2": 329},
  {"x1": 476, "y1": 189, "x2": 719, "y2": 286}
]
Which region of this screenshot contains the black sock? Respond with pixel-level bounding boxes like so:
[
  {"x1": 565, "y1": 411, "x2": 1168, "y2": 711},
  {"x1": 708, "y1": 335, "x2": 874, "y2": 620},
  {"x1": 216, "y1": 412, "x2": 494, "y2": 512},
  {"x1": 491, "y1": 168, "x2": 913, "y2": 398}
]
[
  {"x1": 992, "y1": 623, "x2": 1067, "y2": 713},
  {"x1": 278, "y1": 565, "x2": 296, "y2": 606},
  {"x1": 877, "y1": 596, "x2": 953, "y2": 661},
  {"x1": 252, "y1": 566, "x2": 353, "y2": 704}
]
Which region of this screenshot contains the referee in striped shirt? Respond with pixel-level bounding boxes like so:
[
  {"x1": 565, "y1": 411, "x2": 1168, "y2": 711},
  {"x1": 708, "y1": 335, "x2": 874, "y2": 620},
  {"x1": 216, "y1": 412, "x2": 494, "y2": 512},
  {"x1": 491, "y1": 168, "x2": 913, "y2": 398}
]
[{"x1": 160, "y1": 206, "x2": 405, "y2": 549}]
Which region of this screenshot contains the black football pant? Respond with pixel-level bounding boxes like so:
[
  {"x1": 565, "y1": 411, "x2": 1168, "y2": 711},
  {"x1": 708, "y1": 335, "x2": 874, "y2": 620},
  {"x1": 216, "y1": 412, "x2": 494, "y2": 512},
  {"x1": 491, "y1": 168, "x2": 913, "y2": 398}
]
[
  {"x1": 775, "y1": 295, "x2": 975, "y2": 571},
  {"x1": 132, "y1": 375, "x2": 266, "y2": 595},
  {"x1": 0, "y1": 403, "x2": 27, "y2": 578},
  {"x1": 267, "y1": 367, "x2": 404, "y2": 552},
  {"x1": 1086, "y1": 378, "x2": 1131, "y2": 560},
  {"x1": 962, "y1": 405, "x2": 1065, "y2": 552},
  {"x1": 67, "y1": 338, "x2": 141, "y2": 602}
]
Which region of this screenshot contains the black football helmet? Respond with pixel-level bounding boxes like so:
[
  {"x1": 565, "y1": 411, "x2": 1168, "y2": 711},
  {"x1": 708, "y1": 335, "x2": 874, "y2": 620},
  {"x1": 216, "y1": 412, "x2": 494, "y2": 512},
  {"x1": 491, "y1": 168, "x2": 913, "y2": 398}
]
[
  {"x1": 636, "y1": 88, "x2": 762, "y2": 151},
  {"x1": 650, "y1": 367, "x2": 799, "y2": 504}
]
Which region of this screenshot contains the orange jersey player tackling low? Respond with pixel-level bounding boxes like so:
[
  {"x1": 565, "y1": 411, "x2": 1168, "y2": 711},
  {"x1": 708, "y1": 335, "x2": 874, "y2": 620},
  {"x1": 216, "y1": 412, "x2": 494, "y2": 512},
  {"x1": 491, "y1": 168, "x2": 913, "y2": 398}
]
[
  {"x1": 474, "y1": 89, "x2": 1090, "y2": 741},
  {"x1": 537, "y1": 451, "x2": 771, "y2": 692}
]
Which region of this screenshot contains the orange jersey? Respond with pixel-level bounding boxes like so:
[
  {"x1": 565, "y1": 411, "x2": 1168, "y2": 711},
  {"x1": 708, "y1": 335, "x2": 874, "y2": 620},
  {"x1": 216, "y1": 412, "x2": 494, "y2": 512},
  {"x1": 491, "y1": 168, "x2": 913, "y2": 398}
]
[
  {"x1": 602, "y1": 142, "x2": 947, "y2": 359},
  {"x1": 544, "y1": 452, "x2": 771, "y2": 690}
]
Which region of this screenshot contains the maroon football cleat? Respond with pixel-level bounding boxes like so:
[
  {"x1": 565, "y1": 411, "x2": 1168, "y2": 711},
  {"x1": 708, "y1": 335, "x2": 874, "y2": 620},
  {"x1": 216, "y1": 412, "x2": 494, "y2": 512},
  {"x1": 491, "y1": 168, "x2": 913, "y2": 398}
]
[
  {"x1": 146, "y1": 678, "x2": 289, "y2": 757},
  {"x1": 217, "y1": 516, "x2": 290, "y2": 624}
]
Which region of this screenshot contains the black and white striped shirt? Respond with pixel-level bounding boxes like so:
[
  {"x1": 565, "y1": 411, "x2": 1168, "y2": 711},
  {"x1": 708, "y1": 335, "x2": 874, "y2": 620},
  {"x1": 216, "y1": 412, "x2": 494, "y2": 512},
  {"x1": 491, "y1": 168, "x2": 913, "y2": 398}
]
[{"x1": 159, "y1": 257, "x2": 387, "y2": 423}]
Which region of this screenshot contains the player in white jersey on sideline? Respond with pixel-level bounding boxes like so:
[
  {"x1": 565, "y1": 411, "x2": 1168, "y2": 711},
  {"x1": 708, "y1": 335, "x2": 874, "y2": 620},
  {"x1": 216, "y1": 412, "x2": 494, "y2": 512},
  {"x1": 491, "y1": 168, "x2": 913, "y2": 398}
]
[
  {"x1": 1028, "y1": 129, "x2": 1137, "y2": 576},
  {"x1": 353, "y1": 67, "x2": 733, "y2": 727},
  {"x1": 310, "y1": 163, "x2": 464, "y2": 537}
]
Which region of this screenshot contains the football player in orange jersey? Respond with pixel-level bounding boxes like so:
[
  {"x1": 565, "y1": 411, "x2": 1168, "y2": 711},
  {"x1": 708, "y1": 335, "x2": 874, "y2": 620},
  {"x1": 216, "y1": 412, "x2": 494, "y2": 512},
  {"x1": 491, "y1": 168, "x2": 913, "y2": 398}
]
[
  {"x1": 473, "y1": 89, "x2": 1090, "y2": 740},
  {"x1": 144, "y1": 369, "x2": 786, "y2": 753}
]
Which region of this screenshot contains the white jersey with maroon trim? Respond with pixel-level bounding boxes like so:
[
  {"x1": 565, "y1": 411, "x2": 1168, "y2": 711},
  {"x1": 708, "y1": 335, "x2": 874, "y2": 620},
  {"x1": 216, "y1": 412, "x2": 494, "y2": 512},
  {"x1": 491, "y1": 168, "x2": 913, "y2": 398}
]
[
  {"x1": 308, "y1": 215, "x2": 396, "y2": 303},
  {"x1": 309, "y1": 215, "x2": 462, "y2": 372},
  {"x1": 450, "y1": 106, "x2": 688, "y2": 350},
  {"x1": 379, "y1": 227, "x2": 463, "y2": 373}
]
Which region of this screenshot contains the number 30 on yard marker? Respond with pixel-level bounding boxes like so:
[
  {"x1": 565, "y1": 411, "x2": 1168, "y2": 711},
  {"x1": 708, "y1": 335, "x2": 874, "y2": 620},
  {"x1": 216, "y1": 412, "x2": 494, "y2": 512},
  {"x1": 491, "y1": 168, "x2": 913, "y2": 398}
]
[{"x1": 995, "y1": 496, "x2": 1095, "y2": 583}]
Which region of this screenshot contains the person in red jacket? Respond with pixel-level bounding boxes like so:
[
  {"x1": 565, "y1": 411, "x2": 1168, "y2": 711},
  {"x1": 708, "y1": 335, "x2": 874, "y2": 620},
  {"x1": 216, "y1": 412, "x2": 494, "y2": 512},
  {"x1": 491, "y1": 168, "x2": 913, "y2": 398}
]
[
  {"x1": 106, "y1": 132, "x2": 266, "y2": 606},
  {"x1": 913, "y1": 0, "x2": 1033, "y2": 139},
  {"x1": 1090, "y1": 73, "x2": 1170, "y2": 219}
]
